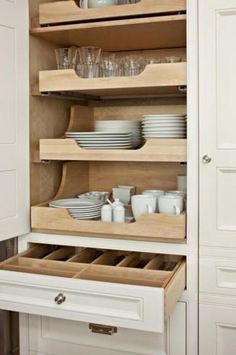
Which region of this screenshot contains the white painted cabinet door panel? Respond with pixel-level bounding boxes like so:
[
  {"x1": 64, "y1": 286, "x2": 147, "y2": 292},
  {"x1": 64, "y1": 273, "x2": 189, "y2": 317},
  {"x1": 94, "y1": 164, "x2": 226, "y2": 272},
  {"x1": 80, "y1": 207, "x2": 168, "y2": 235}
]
[
  {"x1": 199, "y1": 303, "x2": 236, "y2": 355},
  {"x1": 199, "y1": 0, "x2": 236, "y2": 247},
  {"x1": 19, "y1": 303, "x2": 186, "y2": 355},
  {"x1": 0, "y1": 0, "x2": 29, "y2": 240}
]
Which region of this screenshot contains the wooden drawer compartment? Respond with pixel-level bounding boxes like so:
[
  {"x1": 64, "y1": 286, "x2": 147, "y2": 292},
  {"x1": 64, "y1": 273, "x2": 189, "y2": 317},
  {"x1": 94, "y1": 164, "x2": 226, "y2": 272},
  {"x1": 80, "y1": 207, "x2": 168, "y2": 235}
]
[
  {"x1": 39, "y1": 0, "x2": 186, "y2": 26},
  {"x1": 31, "y1": 161, "x2": 187, "y2": 242},
  {"x1": 38, "y1": 63, "x2": 186, "y2": 100},
  {"x1": 0, "y1": 244, "x2": 186, "y2": 332},
  {"x1": 32, "y1": 205, "x2": 186, "y2": 241},
  {"x1": 40, "y1": 138, "x2": 187, "y2": 163}
]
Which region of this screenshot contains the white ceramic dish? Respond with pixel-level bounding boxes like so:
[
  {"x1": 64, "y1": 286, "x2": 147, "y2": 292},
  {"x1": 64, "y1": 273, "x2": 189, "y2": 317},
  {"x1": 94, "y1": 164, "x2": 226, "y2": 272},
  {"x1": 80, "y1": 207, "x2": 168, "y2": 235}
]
[{"x1": 49, "y1": 198, "x2": 103, "y2": 209}]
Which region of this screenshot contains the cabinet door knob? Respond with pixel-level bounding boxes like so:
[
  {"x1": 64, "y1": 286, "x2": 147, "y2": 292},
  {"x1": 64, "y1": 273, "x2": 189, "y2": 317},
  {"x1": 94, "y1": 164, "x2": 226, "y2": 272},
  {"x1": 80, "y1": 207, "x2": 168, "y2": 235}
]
[
  {"x1": 55, "y1": 293, "x2": 66, "y2": 305},
  {"x1": 202, "y1": 155, "x2": 212, "y2": 164}
]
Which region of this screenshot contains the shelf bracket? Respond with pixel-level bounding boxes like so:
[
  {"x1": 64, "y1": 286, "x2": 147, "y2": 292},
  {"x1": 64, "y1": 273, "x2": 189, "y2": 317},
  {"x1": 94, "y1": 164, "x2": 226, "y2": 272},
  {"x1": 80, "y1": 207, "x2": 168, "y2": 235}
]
[
  {"x1": 41, "y1": 91, "x2": 101, "y2": 102},
  {"x1": 178, "y1": 86, "x2": 187, "y2": 93}
]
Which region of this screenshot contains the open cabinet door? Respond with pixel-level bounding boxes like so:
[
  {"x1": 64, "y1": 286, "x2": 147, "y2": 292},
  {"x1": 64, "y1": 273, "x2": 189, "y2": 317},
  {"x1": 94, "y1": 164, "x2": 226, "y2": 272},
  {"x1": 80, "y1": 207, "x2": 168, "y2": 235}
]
[{"x1": 0, "y1": 0, "x2": 29, "y2": 241}]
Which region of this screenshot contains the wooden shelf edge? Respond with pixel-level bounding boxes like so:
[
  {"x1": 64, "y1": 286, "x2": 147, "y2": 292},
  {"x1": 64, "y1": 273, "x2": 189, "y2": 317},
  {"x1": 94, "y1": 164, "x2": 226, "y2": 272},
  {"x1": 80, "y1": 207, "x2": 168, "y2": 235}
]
[
  {"x1": 39, "y1": 0, "x2": 186, "y2": 26},
  {"x1": 39, "y1": 138, "x2": 187, "y2": 162},
  {"x1": 31, "y1": 206, "x2": 186, "y2": 241},
  {"x1": 39, "y1": 63, "x2": 187, "y2": 97}
]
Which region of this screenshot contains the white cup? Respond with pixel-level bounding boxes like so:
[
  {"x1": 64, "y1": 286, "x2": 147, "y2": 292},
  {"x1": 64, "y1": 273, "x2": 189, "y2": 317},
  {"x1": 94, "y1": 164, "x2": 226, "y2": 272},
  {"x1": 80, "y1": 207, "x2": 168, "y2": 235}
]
[
  {"x1": 158, "y1": 195, "x2": 184, "y2": 215},
  {"x1": 131, "y1": 195, "x2": 156, "y2": 220},
  {"x1": 165, "y1": 190, "x2": 186, "y2": 198},
  {"x1": 142, "y1": 190, "x2": 164, "y2": 212},
  {"x1": 88, "y1": 0, "x2": 117, "y2": 8}
]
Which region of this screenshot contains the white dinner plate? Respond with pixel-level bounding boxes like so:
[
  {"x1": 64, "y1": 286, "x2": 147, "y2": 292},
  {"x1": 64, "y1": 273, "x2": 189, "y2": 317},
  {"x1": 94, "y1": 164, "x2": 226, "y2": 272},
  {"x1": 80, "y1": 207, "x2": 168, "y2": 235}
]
[
  {"x1": 142, "y1": 122, "x2": 186, "y2": 127},
  {"x1": 142, "y1": 114, "x2": 186, "y2": 118},
  {"x1": 65, "y1": 132, "x2": 132, "y2": 137},
  {"x1": 142, "y1": 128, "x2": 186, "y2": 133},
  {"x1": 49, "y1": 198, "x2": 103, "y2": 209},
  {"x1": 143, "y1": 134, "x2": 186, "y2": 138}
]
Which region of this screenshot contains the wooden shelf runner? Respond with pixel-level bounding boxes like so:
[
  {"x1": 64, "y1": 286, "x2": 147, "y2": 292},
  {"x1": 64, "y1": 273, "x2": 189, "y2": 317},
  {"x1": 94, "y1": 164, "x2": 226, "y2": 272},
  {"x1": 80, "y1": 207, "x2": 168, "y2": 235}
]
[
  {"x1": 39, "y1": 63, "x2": 186, "y2": 99},
  {"x1": 31, "y1": 205, "x2": 186, "y2": 242},
  {"x1": 39, "y1": 139, "x2": 187, "y2": 163},
  {"x1": 39, "y1": 0, "x2": 186, "y2": 26}
]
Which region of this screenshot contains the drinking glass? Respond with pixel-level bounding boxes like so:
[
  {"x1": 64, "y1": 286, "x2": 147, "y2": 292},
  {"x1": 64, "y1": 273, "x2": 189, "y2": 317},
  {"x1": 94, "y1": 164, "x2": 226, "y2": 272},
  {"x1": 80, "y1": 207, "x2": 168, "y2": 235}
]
[
  {"x1": 78, "y1": 46, "x2": 101, "y2": 78},
  {"x1": 100, "y1": 53, "x2": 119, "y2": 77},
  {"x1": 55, "y1": 47, "x2": 78, "y2": 69},
  {"x1": 123, "y1": 56, "x2": 145, "y2": 76}
]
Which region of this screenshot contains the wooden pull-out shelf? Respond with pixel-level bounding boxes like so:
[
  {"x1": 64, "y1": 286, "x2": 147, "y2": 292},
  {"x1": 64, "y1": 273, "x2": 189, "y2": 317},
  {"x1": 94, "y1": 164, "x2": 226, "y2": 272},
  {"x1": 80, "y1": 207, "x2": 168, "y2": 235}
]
[
  {"x1": 39, "y1": 139, "x2": 187, "y2": 163},
  {"x1": 39, "y1": 0, "x2": 186, "y2": 26},
  {"x1": 31, "y1": 205, "x2": 186, "y2": 242},
  {"x1": 0, "y1": 244, "x2": 185, "y2": 332},
  {"x1": 38, "y1": 63, "x2": 186, "y2": 99}
]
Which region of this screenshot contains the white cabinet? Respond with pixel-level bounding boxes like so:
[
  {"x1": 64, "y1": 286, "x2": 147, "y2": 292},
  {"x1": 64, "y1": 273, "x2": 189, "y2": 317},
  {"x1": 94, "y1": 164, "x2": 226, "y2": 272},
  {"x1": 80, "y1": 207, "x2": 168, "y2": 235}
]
[
  {"x1": 0, "y1": 0, "x2": 200, "y2": 354},
  {"x1": 0, "y1": 0, "x2": 29, "y2": 241},
  {"x1": 199, "y1": 0, "x2": 236, "y2": 248},
  {"x1": 200, "y1": 303, "x2": 236, "y2": 355},
  {"x1": 199, "y1": 0, "x2": 236, "y2": 354},
  {"x1": 20, "y1": 302, "x2": 186, "y2": 355}
]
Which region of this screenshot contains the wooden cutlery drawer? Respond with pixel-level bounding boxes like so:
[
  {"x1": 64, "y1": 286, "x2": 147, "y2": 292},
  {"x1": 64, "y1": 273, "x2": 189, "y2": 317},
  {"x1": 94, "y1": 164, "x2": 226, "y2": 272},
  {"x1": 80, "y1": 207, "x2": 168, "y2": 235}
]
[{"x1": 0, "y1": 244, "x2": 186, "y2": 332}]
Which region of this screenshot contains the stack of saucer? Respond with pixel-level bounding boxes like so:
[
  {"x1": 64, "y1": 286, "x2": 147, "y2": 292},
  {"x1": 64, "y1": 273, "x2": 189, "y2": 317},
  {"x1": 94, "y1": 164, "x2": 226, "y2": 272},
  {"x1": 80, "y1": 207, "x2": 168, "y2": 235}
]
[
  {"x1": 142, "y1": 114, "x2": 187, "y2": 139},
  {"x1": 95, "y1": 120, "x2": 142, "y2": 148},
  {"x1": 65, "y1": 131, "x2": 133, "y2": 150},
  {"x1": 49, "y1": 198, "x2": 104, "y2": 220}
]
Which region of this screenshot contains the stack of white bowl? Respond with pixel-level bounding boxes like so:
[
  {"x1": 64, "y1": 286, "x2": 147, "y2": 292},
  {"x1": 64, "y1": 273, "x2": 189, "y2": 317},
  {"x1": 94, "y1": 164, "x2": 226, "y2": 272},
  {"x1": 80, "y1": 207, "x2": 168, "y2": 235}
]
[
  {"x1": 95, "y1": 120, "x2": 142, "y2": 148},
  {"x1": 49, "y1": 198, "x2": 104, "y2": 220},
  {"x1": 142, "y1": 114, "x2": 187, "y2": 139}
]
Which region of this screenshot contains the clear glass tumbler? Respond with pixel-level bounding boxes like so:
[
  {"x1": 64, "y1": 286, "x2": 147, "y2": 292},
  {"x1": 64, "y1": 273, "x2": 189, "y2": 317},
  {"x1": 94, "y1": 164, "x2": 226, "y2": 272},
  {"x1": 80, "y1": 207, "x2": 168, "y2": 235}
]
[
  {"x1": 100, "y1": 53, "x2": 119, "y2": 77},
  {"x1": 55, "y1": 47, "x2": 78, "y2": 69},
  {"x1": 78, "y1": 46, "x2": 101, "y2": 78},
  {"x1": 123, "y1": 55, "x2": 145, "y2": 76}
]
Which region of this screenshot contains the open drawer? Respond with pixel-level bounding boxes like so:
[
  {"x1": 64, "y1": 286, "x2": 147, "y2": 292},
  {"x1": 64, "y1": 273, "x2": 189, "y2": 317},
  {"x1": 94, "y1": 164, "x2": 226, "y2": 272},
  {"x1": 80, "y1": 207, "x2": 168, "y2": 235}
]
[{"x1": 0, "y1": 244, "x2": 186, "y2": 333}]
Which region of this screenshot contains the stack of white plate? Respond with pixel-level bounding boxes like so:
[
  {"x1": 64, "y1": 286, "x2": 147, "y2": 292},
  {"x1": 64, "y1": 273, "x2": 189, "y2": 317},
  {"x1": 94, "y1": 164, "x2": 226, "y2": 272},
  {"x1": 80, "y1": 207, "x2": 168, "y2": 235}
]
[
  {"x1": 49, "y1": 198, "x2": 104, "y2": 220},
  {"x1": 95, "y1": 120, "x2": 142, "y2": 148},
  {"x1": 65, "y1": 132, "x2": 133, "y2": 150},
  {"x1": 142, "y1": 114, "x2": 187, "y2": 139}
]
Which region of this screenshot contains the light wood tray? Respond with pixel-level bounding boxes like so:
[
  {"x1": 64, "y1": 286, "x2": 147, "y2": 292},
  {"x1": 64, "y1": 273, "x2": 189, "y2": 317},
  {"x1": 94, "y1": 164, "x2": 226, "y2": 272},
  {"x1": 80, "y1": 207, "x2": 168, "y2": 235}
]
[
  {"x1": 39, "y1": 0, "x2": 186, "y2": 26},
  {"x1": 39, "y1": 138, "x2": 187, "y2": 163},
  {"x1": 38, "y1": 63, "x2": 186, "y2": 99},
  {"x1": 31, "y1": 205, "x2": 186, "y2": 241}
]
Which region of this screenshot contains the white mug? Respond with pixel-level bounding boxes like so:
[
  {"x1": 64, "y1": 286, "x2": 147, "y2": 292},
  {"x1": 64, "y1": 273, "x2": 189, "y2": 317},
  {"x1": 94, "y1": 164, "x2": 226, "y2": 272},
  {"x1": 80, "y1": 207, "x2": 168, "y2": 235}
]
[
  {"x1": 158, "y1": 195, "x2": 184, "y2": 215},
  {"x1": 165, "y1": 190, "x2": 186, "y2": 198},
  {"x1": 142, "y1": 190, "x2": 164, "y2": 212},
  {"x1": 131, "y1": 195, "x2": 156, "y2": 220},
  {"x1": 87, "y1": 0, "x2": 117, "y2": 8}
]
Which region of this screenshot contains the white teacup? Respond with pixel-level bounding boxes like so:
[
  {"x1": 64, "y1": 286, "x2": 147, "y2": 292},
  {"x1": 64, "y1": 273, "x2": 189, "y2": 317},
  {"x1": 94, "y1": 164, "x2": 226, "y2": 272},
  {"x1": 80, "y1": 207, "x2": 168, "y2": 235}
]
[
  {"x1": 158, "y1": 195, "x2": 184, "y2": 215},
  {"x1": 131, "y1": 195, "x2": 156, "y2": 220},
  {"x1": 142, "y1": 190, "x2": 164, "y2": 212},
  {"x1": 165, "y1": 190, "x2": 186, "y2": 198},
  {"x1": 88, "y1": 0, "x2": 118, "y2": 8}
]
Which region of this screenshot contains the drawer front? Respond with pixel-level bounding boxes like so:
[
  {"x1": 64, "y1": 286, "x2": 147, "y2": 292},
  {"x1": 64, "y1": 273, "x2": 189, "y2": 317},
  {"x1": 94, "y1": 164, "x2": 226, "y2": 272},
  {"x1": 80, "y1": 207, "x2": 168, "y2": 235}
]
[
  {"x1": 0, "y1": 270, "x2": 164, "y2": 332},
  {"x1": 200, "y1": 303, "x2": 236, "y2": 355},
  {"x1": 200, "y1": 256, "x2": 236, "y2": 296}
]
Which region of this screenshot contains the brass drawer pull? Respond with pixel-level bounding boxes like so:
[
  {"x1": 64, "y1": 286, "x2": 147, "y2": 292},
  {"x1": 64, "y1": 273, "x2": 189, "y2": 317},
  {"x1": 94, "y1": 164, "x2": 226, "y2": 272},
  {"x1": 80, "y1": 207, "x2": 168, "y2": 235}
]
[
  {"x1": 89, "y1": 323, "x2": 117, "y2": 335},
  {"x1": 55, "y1": 293, "x2": 66, "y2": 305}
]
